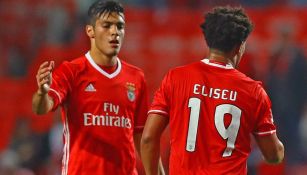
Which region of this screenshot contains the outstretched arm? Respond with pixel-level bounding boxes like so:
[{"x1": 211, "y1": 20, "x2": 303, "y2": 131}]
[
  {"x1": 254, "y1": 133, "x2": 284, "y2": 164},
  {"x1": 32, "y1": 61, "x2": 55, "y2": 115},
  {"x1": 141, "y1": 113, "x2": 168, "y2": 175}
]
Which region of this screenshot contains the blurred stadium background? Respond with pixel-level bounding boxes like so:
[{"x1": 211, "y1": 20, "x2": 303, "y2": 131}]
[{"x1": 0, "y1": 0, "x2": 307, "y2": 175}]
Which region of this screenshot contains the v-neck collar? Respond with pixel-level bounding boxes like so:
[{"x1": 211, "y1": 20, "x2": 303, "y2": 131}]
[{"x1": 85, "y1": 52, "x2": 122, "y2": 79}]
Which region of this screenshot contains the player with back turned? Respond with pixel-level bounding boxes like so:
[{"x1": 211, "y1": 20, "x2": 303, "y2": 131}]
[
  {"x1": 32, "y1": 1, "x2": 149, "y2": 174},
  {"x1": 141, "y1": 6, "x2": 284, "y2": 175}
]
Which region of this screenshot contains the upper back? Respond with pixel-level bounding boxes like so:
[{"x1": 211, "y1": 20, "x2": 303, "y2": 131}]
[{"x1": 160, "y1": 59, "x2": 270, "y2": 174}]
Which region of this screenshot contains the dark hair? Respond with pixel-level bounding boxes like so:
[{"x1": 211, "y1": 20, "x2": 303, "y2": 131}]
[
  {"x1": 87, "y1": 0, "x2": 124, "y2": 25},
  {"x1": 200, "y1": 6, "x2": 253, "y2": 53}
]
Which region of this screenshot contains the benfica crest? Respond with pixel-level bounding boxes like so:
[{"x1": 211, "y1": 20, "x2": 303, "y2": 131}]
[{"x1": 126, "y1": 82, "x2": 136, "y2": 102}]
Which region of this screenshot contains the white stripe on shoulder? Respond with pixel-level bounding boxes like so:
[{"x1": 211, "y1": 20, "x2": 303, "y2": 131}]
[
  {"x1": 201, "y1": 59, "x2": 234, "y2": 69},
  {"x1": 49, "y1": 88, "x2": 62, "y2": 102},
  {"x1": 85, "y1": 51, "x2": 121, "y2": 79},
  {"x1": 254, "y1": 130, "x2": 276, "y2": 136},
  {"x1": 148, "y1": 110, "x2": 169, "y2": 115}
]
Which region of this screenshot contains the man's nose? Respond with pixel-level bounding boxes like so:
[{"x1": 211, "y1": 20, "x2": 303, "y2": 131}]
[{"x1": 110, "y1": 25, "x2": 119, "y2": 35}]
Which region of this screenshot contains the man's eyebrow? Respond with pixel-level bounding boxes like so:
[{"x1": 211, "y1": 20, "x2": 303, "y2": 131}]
[{"x1": 101, "y1": 21, "x2": 125, "y2": 25}]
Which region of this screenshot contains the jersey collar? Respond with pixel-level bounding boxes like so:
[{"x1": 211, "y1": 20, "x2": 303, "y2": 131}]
[
  {"x1": 85, "y1": 52, "x2": 122, "y2": 79},
  {"x1": 201, "y1": 58, "x2": 234, "y2": 69}
]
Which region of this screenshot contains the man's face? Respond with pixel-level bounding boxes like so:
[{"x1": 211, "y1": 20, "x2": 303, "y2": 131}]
[{"x1": 91, "y1": 12, "x2": 125, "y2": 57}]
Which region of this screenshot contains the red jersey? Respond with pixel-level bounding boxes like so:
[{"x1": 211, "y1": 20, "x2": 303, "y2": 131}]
[
  {"x1": 149, "y1": 59, "x2": 276, "y2": 175},
  {"x1": 48, "y1": 52, "x2": 148, "y2": 175}
]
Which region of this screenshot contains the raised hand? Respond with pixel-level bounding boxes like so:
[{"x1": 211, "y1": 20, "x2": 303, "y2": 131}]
[{"x1": 36, "y1": 61, "x2": 54, "y2": 94}]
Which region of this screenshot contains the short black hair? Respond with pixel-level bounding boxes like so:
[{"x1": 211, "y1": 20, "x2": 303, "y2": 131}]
[
  {"x1": 200, "y1": 6, "x2": 253, "y2": 53},
  {"x1": 87, "y1": 0, "x2": 124, "y2": 25}
]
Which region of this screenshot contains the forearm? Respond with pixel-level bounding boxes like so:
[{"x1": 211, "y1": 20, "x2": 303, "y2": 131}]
[
  {"x1": 254, "y1": 133, "x2": 284, "y2": 164},
  {"x1": 141, "y1": 137, "x2": 161, "y2": 175},
  {"x1": 264, "y1": 140, "x2": 284, "y2": 164},
  {"x1": 32, "y1": 90, "x2": 53, "y2": 115},
  {"x1": 134, "y1": 133, "x2": 142, "y2": 158},
  {"x1": 141, "y1": 114, "x2": 168, "y2": 175}
]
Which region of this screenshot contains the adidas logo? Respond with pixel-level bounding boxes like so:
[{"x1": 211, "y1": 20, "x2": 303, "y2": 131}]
[{"x1": 85, "y1": 83, "x2": 96, "y2": 92}]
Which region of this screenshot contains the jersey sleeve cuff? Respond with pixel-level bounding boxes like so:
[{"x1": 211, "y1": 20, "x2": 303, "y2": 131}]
[
  {"x1": 253, "y1": 130, "x2": 276, "y2": 136},
  {"x1": 48, "y1": 88, "x2": 61, "y2": 111},
  {"x1": 148, "y1": 109, "x2": 169, "y2": 116},
  {"x1": 49, "y1": 88, "x2": 61, "y2": 102}
]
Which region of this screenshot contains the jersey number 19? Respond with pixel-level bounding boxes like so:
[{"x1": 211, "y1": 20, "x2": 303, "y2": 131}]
[{"x1": 186, "y1": 97, "x2": 242, "y2": 157}]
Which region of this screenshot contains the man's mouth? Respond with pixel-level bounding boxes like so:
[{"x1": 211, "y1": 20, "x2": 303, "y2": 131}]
[{"x1": 109, "y1": 40, "x2": 119, "y2": 48}]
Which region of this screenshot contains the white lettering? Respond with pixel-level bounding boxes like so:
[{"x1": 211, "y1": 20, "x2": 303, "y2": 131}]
[
  {"x1": 230, "y1": 91, "x2": 237, "y2": 101},
  {"x1": 103, "y1": 102, "x2": 119, "y2": 114},
  {"x1": 209, "y1": 87, "x2": 213, "y2": 97},
  {"x1": 221, "y1": 89, "x2": 229, "y2": 100},
  {"x1": 193, "y1": 84, "x2": 200, "y2": 94},
  {"x1": 192, "y1": 84, "x2": 237, "y2": 101},
  {"x1": 201, "y1": 85, "x2": 207, "y2": 96},
  {"x1": 113, "y1": 105, "x2": 119, "y2": 115},
  {"x1": 84, "y1": 113, "x2": 92, "y2": 126},
  {"x1": 103, "y1": 103, "x2": 110, "y2": 112},
  {"x1": 83, "y1": 113, "x2": 131, "y2": 129},
  {"x1": 114, "y1": 117, "x2": 121, "y2": 127},
  {"x1": 213, "y1": 89, "x2": 221, "y2": 99},
  {"x1": 125, "y1": 118, "x2": 132, "y2": 128}
]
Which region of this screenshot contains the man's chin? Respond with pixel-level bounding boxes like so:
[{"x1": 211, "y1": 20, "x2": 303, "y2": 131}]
[{"x1": 107, "y1": 50, "x2": 120, "y2": 57}]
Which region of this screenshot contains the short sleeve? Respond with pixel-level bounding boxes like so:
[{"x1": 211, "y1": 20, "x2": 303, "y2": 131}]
[
  {"x1": 148, "y1": 71, "x2": 172, "y2": 117},
  {"x1": 48, "y1": 62, "x2": 73, "y2": 111},
  {"x1": 134, "y1": 73, "x2": 149, "y2": 133},
  {"x1": 253, "y1": 84, "x2": 276, "y2": 136}
]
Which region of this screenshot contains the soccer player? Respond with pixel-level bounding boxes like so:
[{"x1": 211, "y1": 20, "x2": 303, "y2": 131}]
[
  {"x1": 32, "y1": 1, "x2": 148, "y2": 174},
  {"x1": 141, "y1": 6, "x2": 284, "y2": 175}
]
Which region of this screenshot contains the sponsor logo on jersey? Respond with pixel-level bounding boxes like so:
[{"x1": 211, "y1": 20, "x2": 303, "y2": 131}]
[
  {"x1": 83, "y1": 113, "x2": 131, "y2": 128},
  {"x1": 126, "y1": 82, "x2": 136, "y2": 102},
  {"x1": 85, "y1": 83, "x2": 96, "y2": 92}
]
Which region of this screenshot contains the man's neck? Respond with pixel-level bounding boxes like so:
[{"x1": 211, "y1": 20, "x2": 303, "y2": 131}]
[
  {"x1": 89, "y1": 50, "x2": 118, "y2": 67},
  {"x1": 208, "y1": 49, "x2": 236, "y2": 68}
]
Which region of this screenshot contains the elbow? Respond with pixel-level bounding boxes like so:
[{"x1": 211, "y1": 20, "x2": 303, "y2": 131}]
[
  {"x1": 141, "y1": 132, "x2": 160, "y2": 148},
  {"x1": 141, "y1": 133, "x2": 155, "y2": 146},
  {"x1": 264, "y1": 141, "x2": 285, "y2": 164}
]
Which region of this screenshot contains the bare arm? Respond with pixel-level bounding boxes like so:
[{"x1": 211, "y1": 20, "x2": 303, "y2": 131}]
[
  {"x1": 254, "y1": 133, "x2": 284, "y2": 164},
  {"x1": 134, "y1": 132, "x2": 142, "y2": 158},
  {"x1": 141, "y1": 114, "x2": 168, "y2": 175},
  {"x1": 32, "y1": 61, "x2": 55, "y2": 115}
]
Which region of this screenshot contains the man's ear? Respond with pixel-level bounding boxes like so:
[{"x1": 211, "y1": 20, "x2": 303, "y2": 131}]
[
  {"x1": 86, "y1": 25, "x2": 95, "y2": 38},
  {"x1": 239, "y1": 42, "x2": 246, "y2": 56}
]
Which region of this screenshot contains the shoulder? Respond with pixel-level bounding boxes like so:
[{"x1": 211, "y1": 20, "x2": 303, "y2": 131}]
[
  {"x1": 232, "y1": 69, "x2": 263, "y2": 88},
  {"x1": 173, "y1": 61, "x2": 201, "y2": 72},
  {"x1": 121, "y1": 59, "x2": 145, "y2": 78},
  {"x1": 64, "y1": 55, "x2": 87, "y2": 68},
  {"x1": 58, "y1": 55, "x2": 87, "y2": 70},
  {"x1": 54, "y1": 55, "x2": 87, "y2": 78},
  {"x1": 166, "y1": 61, "x2": 202, "y2": 79},
  {"x1": 238, "y1": 73, "x2": 268, "y2": 101}
]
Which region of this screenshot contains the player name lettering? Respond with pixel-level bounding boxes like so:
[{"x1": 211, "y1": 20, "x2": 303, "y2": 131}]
[
  {"x1": 193, "y1": 84, "x2": 237, "y2": 101},
  {"x1": 83, "y1": 113, "x2": 131, "y2": 128}
]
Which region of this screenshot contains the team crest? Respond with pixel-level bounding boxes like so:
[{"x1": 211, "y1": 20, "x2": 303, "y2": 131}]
[{"x1": 126, "y1": 82, "x2": 136, "y2": 102}]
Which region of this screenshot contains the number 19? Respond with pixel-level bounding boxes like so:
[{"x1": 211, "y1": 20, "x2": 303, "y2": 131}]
[{"x1": 186, "y1": 98, "x2": 242, "y2": 157}]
